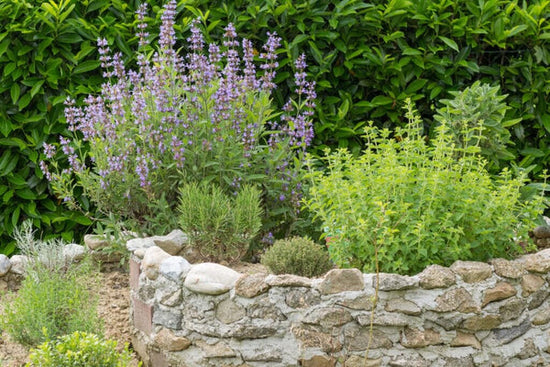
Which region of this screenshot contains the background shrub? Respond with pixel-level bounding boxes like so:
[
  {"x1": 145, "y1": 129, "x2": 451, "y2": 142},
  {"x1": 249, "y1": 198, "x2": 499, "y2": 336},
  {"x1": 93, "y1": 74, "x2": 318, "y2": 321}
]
[
  {"x1": 261, "y1": 236, "x2": 333, "y2": 277},
  {"x1": 27, "y1": 332, "x2": 135, "y2": 367},
  {"x1": 5, "y1": 0, "x2": 550, "y2": 255},
  {"x1": 305, "y1": 101, "x2": 546, "y2": 275}
]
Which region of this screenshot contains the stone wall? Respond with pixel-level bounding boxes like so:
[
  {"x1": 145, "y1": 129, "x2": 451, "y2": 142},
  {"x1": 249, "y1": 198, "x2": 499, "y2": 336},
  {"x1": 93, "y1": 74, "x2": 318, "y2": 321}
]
[{"x1": 128, "y1": 232, "x2": 550, "y2": 367}]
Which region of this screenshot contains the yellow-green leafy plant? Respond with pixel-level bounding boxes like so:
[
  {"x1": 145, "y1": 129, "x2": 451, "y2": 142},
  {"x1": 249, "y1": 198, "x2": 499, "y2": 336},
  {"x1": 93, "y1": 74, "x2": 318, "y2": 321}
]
[
  {"x1": 26, "y1": 331, "x2": 137, "y2": 367},
  {"x1": 305, "y1": 100, "x2": 546, "y2": 275},
  {"x1": 261, "y1": 236, "x2": 333, "y2": 277}
]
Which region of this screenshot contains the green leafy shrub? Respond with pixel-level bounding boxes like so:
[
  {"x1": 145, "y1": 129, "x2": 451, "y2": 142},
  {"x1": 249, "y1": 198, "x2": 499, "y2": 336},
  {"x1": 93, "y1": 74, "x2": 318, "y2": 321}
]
[
  {"x1": 27, "y1": 332, "x2": 136, "y2": 367},
  {"x1": 1, "y1": 222, "x2": 101, "y2": 346},
  {"x1": 434, "y1": 81, "x2": 518, "y2": 171},
  {"x1": 261, "y1": 236, "x2": 333, "y2": 277},
  {"x1": 305, "y1": 100, "x2": 546, "y2": 275},
  {"x1": 178, "y1": 183, "x2": 262, "y2": 262}
]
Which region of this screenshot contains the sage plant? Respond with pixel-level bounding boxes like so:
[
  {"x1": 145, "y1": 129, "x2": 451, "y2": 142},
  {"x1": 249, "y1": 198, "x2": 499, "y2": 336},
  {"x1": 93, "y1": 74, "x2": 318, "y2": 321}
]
[{"x1": 41, "y1": 1, "x2": 316, "y2": 236}]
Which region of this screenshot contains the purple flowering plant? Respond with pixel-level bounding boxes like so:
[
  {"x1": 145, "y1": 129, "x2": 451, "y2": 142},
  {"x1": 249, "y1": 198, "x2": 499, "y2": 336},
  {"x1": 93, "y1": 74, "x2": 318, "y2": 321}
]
[{"x1": 41, "y1": 1, "x2": 316, "y2": 236}]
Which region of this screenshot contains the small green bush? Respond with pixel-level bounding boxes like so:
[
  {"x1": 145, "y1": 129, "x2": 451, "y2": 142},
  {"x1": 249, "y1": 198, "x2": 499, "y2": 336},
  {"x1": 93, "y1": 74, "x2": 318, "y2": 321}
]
[
  {"x1": 305, "y1": 100, "x2": 546, "y2": 275},
  {"x1": 1, "y1": 222, "x2": 101, "y2": 347},
  {"x1": 27, "y1": 332, "x2": 136, "y2": 367},
  {"x1": 261, "y1": 236, "x2": 333, "y2": 277},
  {"x1": 178, "y1": 183, "x2": 262, "y2": 262},
  {"x1": 434, "y1": 81, "x2": 517, "y2": 171}
]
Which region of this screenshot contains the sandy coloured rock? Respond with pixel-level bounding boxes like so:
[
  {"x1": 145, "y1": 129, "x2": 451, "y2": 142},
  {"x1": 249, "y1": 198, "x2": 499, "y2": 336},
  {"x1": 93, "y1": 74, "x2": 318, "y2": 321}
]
[
  {"x1": 183, "y1": 262, "x2": 241, "y2": 295},
  {"x1": 317, "y1": 268, "x2": 364, "y2": 294},
  {"x1": 153, "y1": 229, "x2": 188, "y2": 255},
  {"x1": 141, "y1": 246, "x2": 171, "y2": 280},
  {"x1": 450, "y1": 260, "x2": 492, "y2": 283}
]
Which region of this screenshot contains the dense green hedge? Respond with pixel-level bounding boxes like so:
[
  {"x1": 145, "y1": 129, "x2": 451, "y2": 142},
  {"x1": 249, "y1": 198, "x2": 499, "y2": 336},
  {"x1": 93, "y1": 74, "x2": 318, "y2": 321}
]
[
  {"x1": 2, "y1": 0, "x2": 550, "y2": 254},
  {"x1": 188, "y1": 0, "x2": 550, "y2": 166}
]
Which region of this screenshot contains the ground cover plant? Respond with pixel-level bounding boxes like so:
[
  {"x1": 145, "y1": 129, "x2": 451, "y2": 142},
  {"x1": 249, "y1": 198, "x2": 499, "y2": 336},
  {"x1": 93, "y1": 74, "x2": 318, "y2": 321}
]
[
  {"x1": 305, "y1": 100, "x2": 547, "y2": 275},
  {"x1": 1, "y1": 221, "x2": 101, "y2": 347},
  {"x1": 41, "y1": 1, "x2": 316, "y2": 249},
  {"x1": 26, "y1": 331, "x2": 136, "y2": 367}
]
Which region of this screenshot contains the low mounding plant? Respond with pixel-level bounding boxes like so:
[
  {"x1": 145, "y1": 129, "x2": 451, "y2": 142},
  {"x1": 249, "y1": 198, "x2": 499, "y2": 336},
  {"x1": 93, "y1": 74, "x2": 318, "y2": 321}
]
[
  {"x1": 261, "y1": 236, "x2": 333, "y2": 277},
  {"x1": 2, "y1": 222, "x2": 101, "y2": 347},
  {"x1": 26, "y1": 332, "x2": 136, "y2": 367},
  {"x1": 178, "y1": 183, "x2": 262, "y2": 262},
  {"x1": 305, "y1": 99, "x2": 546, "y2": 275},
  {"x1": 40, "y1": 1, "x2": 315, "y2": 239}
]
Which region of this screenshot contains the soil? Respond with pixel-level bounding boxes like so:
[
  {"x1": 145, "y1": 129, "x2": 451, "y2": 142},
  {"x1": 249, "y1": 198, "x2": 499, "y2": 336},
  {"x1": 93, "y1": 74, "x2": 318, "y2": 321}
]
[{"x1": 0, "y1": 268, "x2": 141, "y2": 367}]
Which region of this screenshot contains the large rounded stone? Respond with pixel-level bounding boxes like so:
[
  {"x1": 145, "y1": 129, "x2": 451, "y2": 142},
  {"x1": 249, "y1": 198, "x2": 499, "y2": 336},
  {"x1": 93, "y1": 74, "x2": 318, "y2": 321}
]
[
  {"x1": 318, "y1": 268, "x2": 364, "y2": 294},
  {"x1": 216, "y1": 298, "x2": 246, "y2": 324},
  {"x1": 153, "y1": 229, "x2": 188, "y2": 255},
  {"x1": 401, "y1": 327, "x2": 441, "y2": 348},
  {"x1": 153, "y1": 328, "x2": 191, "y2": 351},
  {"x1": 183, "y1": 262, "x2": 241, "y2": 295},
  {"x1": 450, "y1": 260, "x2": 492, "y2": 283},
  {"x1": 521, "y1": 274, "x2": 545, "y2": 296},
  {"x1": 533, "y1": 225, "x2": 550, "y2": 238},
  {"x1": 490, "y1": 258, "x2": 524, "y2": 279},
  {"x1": 376, "y1": 273, "x2": 417, "y2": 291},
  {"x1": 418, "y1": 264, "x2": 456, "y2": 289},
  {"x1": 482, "y1": 282, "x2": 517, "y2": 307},
  {"x1": 9, "y1": 255, "x2": 29, "y2": 275},
  {"x1": 0, "y1": 254, "x2": 11, "y2": 276},
  {"x1": 159, "y1": 256, "x2": 191, "y2": 282},
  {"x1": 83, "y1": 234, "x2": 109, "y2": 250},
  {"x1": 63, "y1": 243, "x2": 86, "y2": 262},
  {"x1": 142, "y1": 246, "x2": 171, "y2": 280},
  {"x1": 235, "y1": 273, "x2": 270, "y2": 298},
  {"x1": 435, "y1": 287, "x2": 479, "y2": 313},
  {"x1": 522, "y1": 250, "x2": 550, "y2": 273}
]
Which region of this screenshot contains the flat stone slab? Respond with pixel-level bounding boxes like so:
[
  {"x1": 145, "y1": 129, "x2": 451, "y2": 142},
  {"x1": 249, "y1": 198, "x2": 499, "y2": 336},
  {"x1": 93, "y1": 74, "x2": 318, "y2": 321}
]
[
  {"x1": 153, "y1": 229, "x2": 188, "y2": 255},
  {"x1": 184, "y1": 262, "x2": 241, "y2": 295},
  {"x1": 127, "y1": 237, "x2": 158, "y2": 252}
]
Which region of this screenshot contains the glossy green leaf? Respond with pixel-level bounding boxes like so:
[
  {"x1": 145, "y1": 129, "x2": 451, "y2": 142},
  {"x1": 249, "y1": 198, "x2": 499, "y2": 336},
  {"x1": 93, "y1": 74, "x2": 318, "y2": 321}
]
[
  {"x1": 439, "y1": 36, "x2": 459, "y2": 52},
  {"x1": 72, "y1": 60, "x2": 101, "y2": 74}
]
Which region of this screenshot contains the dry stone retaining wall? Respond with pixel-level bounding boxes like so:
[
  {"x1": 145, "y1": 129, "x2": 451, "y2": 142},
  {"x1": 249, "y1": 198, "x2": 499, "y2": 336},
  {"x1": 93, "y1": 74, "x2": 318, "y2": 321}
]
[{"x1": 128, "y1": 233, "x2": 550, "y2": 367}]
